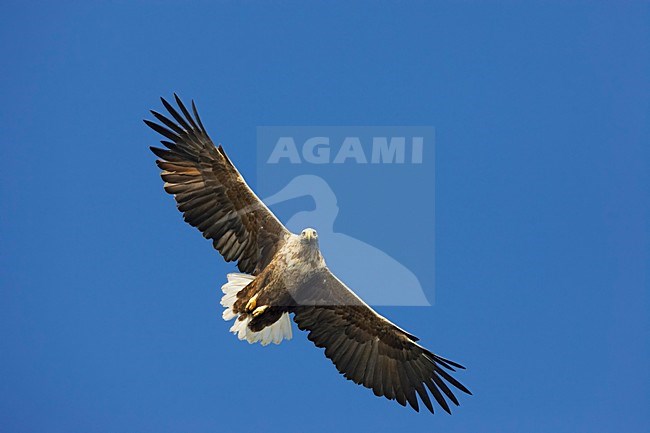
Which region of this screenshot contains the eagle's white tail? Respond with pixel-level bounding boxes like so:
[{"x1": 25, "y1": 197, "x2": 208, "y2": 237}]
[{"x1": 220, "y1": 273, "x2": 292, "y2": 346}]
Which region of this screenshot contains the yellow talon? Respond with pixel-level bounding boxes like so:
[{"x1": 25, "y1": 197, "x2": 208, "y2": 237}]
[
  {"x1": 246, "y1": 294, "x2": 258, "y2": 312},
  {"x1": 252, "y1": 305, "x2": 269, "y2": 318}
]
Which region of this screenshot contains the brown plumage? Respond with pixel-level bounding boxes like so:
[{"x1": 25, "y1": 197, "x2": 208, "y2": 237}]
[{"x1": 146, "y1": 95, "x2": 471, "y2": 414}]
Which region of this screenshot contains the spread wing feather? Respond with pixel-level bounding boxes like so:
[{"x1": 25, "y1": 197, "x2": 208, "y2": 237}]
[
  {"x1": 291, "y1": 269, "x2": 471, "y2": 414},
  {"x1": 146, "y1": 95, "x2": 289, "y2": 274}
]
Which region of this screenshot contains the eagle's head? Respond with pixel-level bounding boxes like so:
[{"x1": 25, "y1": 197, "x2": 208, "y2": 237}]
[
  {"x1": 297, "y1": 228, "x2": 324, "y2": 268},
  {"x1": 300, "y1": 228, "x2": 319, "y2": 246}
]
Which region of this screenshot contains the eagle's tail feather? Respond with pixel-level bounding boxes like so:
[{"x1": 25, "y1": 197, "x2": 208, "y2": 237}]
[{"x1": 220, "y1": 273, "x2": 292, "y2": 346}]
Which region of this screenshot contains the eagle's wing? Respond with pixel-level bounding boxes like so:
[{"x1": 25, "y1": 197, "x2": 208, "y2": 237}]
[
  {"x1": 146, "y1": 95, "x2": 289, "y2": 275},
  {"x1": 291, "y1": 269, "x2": 470, "y2": 414}
]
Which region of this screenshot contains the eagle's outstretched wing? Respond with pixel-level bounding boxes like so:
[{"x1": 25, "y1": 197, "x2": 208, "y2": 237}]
[
  {"x1": 146, "y1": 95, "x2": 289, "y2": 275},
  {"x1": 291, "y1": 269, "x2": 471, "y2": 414}
]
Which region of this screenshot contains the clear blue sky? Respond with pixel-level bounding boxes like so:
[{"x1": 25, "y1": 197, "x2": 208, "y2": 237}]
[{"x1": 1, "y1": 1, "x2": 648, "y2": 432}]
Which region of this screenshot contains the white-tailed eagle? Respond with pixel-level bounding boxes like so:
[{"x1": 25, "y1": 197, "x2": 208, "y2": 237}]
[{"x1": 146, "y1": 95, "x2": 471, "y2": 414}]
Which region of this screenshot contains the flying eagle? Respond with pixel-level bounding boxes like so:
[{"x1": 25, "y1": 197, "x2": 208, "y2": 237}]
[{"x1": 145, "y1": 95, "x2": 471, "y2": 414}]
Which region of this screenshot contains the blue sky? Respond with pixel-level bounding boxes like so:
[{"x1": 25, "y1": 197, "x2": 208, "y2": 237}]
[{"x1": 1, "y1": 1, "x2": 648, "y2": 432}]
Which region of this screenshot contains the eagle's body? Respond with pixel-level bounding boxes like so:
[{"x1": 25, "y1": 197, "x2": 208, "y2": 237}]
[{"x1": 146, "y1": 95, "x2": 471, "y2": 414}]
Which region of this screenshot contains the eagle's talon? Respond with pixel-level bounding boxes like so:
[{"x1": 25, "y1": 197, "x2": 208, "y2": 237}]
[
  {"x1": 252, "y1": 305, "x2": 269, "y2": 318},
  {"x1": 245, "y1": 294, "x2": 258, "y2": 312}
]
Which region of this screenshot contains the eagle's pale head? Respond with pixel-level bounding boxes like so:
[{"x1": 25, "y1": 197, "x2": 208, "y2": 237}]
[
  {"x1": 297, "y1": 228, "x2": 324, "y2": 268},
  {"x1": 300, "y1": 228, "x2": 319, "y2": 245}
]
